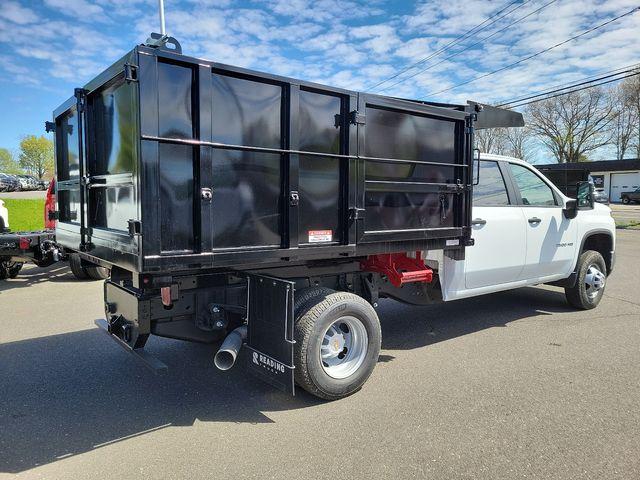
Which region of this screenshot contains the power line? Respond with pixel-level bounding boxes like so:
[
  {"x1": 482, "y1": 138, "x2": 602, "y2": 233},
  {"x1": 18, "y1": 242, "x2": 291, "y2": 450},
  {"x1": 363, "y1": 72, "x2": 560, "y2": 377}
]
[
  {"x1": 507, "y1": 71, "x2": 640, "y2": 108},
  {"x1": 427, "y1": 6, "x2": 640, "y2": 97},
  {"x1": 367, "y1": 0, "x2": 529, "y2": 91},
  {"x1": 375, "y1": 0, "x2": 559, "y2": 93},
  {"x1": 496, "y1": 63, "x2": 640, "y2": 106}
]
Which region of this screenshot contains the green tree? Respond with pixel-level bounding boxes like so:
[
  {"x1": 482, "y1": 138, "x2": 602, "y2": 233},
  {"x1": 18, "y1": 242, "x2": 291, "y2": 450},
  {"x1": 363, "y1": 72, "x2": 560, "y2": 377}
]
[
  {"x1": 19, "y1": 135, "x2": 54, "y2": 179},
  {"x1": 0, "y1": 148, "x2": 22, "y2": 174}
]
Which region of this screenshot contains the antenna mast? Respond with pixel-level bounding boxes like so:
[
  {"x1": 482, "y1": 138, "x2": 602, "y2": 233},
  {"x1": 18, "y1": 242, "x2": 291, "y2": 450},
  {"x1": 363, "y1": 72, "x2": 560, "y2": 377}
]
[{"x1": 158, "y1": 0, "x2": 166, "y2": 35}]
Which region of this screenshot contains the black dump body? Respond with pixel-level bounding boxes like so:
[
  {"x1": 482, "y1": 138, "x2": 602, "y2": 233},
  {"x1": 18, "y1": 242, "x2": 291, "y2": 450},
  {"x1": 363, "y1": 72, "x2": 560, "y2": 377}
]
[
  {"x1": 51, "y1": 42, "x2": 484, "y2": 275},
  {"x1": 51, "y1": 40, "x2": 524, "y2": 393},
  {"x1": 535, "y1": 166, "x2": 590, "y2": 198}
]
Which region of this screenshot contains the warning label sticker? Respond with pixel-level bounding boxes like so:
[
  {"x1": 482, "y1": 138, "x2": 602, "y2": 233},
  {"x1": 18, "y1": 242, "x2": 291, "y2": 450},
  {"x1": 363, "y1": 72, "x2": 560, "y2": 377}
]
[{"x1": 308, "y1": 230, "x2": 332, "y2": 243}]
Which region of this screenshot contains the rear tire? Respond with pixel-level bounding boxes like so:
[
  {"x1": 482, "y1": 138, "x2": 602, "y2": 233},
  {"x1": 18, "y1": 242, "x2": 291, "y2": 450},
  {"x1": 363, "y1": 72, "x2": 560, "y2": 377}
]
[
  {"x1": 565, "y1": 250, "x2": 607, "y2": 310},
  {"x1": 68, "y1": 253, "x2": 89, "y2": 280},
  {"x1": 294, "y1": 286, "x2": 334, "y2": 316},
  {"x1": 621, "y1": 196, "x2": 630, "y2": 204},
  {"x1": 294, "y1": 291, "x2": 381, "y2": 400},
  {"x1": 84, "y1": 265, "x2": 110, "y2": 280}
]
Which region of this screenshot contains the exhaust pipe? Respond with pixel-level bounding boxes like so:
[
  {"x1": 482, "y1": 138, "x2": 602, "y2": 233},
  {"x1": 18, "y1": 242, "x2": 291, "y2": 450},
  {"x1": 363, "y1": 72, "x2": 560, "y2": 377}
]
[{"x1": 214, "y1": 325, "x2": 247, "y2": 371}]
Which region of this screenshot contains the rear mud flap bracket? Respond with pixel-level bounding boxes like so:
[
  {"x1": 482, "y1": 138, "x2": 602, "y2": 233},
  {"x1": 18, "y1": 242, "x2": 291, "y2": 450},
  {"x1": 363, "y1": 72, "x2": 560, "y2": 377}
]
[{"x1": 245, "y1": 275, "x2": 296, "y2": 395}]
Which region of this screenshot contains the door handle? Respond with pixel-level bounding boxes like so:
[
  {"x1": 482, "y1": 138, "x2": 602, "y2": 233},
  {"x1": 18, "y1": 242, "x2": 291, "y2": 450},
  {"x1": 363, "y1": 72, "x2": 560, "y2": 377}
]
[
  {"x1": 471, "y1": 218, "x2": 487, "y2": 225},
  {"x1": 528, "y1": 217, "x2": 542, "y2": 224}
]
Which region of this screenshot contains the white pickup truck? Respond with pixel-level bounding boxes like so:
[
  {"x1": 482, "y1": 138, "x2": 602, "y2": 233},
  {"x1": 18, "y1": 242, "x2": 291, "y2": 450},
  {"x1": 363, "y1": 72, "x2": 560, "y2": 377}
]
[{"x1": 435, "y1": 154, "x2": 615, "y2": 310}]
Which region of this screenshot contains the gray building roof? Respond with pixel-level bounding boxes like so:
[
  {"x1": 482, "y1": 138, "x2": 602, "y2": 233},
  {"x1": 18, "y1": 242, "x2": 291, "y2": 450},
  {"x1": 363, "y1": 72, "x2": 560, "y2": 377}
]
[{"x1": 535, "y1": 159, "x2": 640, "y2": 173}]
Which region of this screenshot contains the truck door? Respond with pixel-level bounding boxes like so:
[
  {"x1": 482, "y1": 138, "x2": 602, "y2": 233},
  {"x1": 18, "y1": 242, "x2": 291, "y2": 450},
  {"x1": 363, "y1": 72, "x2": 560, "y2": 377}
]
[
  {"x1": 465, "y1": 160, "x2": 526, "y2": 289},
  {"x1": 507, "y1": 162, "x2": 577, "y2": 280}
]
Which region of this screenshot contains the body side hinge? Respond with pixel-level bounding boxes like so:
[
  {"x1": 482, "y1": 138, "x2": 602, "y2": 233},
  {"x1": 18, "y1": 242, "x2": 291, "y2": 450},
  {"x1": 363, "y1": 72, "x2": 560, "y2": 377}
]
[
  {"x1": 349, "y1": 110, "x2": 366, "y2": 125},
  {"x1": 349, "y1": 207, "x2": 365, "y2": 221},
  {"x1": 124, "y1": 63, "x2": 138, "y2": 83}
]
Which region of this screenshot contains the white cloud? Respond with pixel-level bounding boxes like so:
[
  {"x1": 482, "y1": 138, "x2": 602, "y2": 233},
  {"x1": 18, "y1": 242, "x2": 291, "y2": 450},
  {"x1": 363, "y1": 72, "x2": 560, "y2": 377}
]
[
  {"x1": 43, "y1": 0, "x2": 109, "y2": 23},
  {"x1": 0, "y1": 0, "x2": 38, "y2": 24}
]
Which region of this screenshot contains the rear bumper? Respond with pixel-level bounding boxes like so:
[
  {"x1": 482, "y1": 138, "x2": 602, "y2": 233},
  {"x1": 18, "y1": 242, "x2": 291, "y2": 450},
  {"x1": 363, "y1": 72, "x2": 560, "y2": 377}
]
[{"x1": 0, "y1": 230, "x2": 59, "y2": 265}]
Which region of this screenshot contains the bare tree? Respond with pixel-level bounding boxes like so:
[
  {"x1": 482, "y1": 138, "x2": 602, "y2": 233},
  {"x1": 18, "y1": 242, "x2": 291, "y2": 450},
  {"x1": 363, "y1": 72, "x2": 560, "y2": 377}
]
[
  {"x1": 474, "y1": 127, "x2": 508, "y2": 155},
  {"x1": 620, "y1": 70, "x2": 640, "y2": 159},
  {"x1": 504, "y1": 126, "x2": 530, "y2": 161},
  {"x1": 609, "y1": 83, "x2": 639, "y2": 160},
  {"x1": 475, "y1": 125, "x2": 531, "y2": 160},
  {"x1": 526, "y1": 88, "x2": 615, "y2": 163}
]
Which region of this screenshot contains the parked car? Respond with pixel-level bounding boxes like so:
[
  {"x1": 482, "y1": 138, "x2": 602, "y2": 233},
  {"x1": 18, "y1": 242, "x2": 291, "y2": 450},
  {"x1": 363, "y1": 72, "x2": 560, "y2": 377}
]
[
  {"x1": 593, "y1": 188, "x2": 609, "y2": 204},
  {"x1": 16, "y1": 175, "x2": 33, "y2": 190},
  {"x1": 621, "y1": 188, "x2": 640, "y2": 204},
  {"x1": 0, "y1": 173, "x2": 20, "y2": 191}
]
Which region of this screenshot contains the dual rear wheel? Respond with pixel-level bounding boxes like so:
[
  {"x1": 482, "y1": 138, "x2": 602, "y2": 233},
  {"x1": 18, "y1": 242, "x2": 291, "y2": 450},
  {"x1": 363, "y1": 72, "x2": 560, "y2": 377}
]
[
  {"x1": 294, "y1": 288, "x2": 381, "y2": 400},
  {"x1": 68, "y1": 253, "x2": 110, "y2": 281}
]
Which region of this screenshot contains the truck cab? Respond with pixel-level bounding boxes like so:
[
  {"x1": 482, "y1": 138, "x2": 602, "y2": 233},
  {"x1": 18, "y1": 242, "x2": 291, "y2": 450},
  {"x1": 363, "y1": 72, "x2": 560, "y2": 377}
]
[{"x1": 440, "y1": 154, "x2": 615, "y2": 308}]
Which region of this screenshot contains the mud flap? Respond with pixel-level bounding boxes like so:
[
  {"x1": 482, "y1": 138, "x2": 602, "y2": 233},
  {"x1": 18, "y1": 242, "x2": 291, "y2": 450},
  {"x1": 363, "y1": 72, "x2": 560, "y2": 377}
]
[{"x1": 245, "y1": 275, "x2": 296, "y2": 395}]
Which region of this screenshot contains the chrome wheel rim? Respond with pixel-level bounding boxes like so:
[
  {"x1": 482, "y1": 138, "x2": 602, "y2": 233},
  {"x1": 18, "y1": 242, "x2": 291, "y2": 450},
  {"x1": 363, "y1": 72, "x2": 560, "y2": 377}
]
[
  {"x1": 320, "y1": 316, "x2": 368, "y2": 379},
  {"x1": 584, "y1": 264, "x2": 605, "y2": 299}
]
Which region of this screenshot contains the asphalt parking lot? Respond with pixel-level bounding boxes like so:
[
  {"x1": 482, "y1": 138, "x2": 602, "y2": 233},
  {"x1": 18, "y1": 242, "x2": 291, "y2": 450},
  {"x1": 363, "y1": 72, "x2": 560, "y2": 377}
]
[
  {"x1": 0, "y1": 231, "x2": 638, "y2": 480},
  {"x1": 0, "y1": 191, "x2": 47, "y2": 200}
]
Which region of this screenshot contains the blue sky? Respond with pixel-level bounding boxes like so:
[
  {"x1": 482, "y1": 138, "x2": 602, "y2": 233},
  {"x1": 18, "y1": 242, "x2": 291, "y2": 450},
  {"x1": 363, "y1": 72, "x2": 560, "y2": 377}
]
[{"x1": 1, "y1": 0, "x2": 639, "y2": 161}]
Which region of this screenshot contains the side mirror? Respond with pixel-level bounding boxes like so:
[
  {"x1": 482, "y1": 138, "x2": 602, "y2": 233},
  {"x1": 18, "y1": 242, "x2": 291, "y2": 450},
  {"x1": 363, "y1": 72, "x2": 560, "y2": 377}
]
[
  {"x1": 576, "y1": 181, "x2": 594, "y2": 210},
  {"x1": 563, "y1": 199, "x2": 578, "y2": 219},
  {"x1": 564, "y1": 181, "x2": 594, "y2": 219}
]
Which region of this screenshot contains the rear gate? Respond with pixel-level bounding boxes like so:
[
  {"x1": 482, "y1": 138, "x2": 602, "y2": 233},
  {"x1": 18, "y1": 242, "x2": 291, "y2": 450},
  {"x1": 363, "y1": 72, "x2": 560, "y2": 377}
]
[{"x1": 54, "y1": 78, "x2": 140, "y2": 263}]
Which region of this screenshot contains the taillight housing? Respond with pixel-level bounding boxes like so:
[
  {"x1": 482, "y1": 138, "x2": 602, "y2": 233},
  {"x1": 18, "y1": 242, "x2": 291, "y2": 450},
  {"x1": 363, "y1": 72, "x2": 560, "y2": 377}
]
[{"x1": 19, "y1": 237, "x2": 31, "y2": 250}]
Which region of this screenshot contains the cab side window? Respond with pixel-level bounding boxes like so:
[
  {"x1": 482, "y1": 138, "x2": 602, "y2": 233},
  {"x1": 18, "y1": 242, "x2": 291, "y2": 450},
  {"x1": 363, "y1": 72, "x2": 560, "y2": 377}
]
[
  {"x1": 473, "y1": 160, "x2": 510, "y2": 206},
  {"x1": 509, "y1": 163, "x2": 557, "y2": 206}
]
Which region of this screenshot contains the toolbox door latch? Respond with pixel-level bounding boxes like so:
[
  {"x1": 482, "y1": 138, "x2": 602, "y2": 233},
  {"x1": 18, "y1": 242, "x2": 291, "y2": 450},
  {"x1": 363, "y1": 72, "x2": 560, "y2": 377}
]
[{"x1": 128, "y1": 219, "x2": 142, "y2": 236}]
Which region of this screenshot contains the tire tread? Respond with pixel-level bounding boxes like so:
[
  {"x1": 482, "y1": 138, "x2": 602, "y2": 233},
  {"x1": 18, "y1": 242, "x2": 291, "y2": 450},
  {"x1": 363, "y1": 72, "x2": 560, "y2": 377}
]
[{"x1": 294, "y1": 291, "x2": 381, "y2": 400}]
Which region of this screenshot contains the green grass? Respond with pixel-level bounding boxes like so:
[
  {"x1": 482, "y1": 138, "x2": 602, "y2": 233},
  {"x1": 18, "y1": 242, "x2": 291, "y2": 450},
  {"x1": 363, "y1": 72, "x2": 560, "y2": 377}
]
[
  {"x1": 2, "y1": 199, "x2": 45, "y2": 231},
  {"x1": 615, "y1": 219, "x2": 640, "y2": 230}
]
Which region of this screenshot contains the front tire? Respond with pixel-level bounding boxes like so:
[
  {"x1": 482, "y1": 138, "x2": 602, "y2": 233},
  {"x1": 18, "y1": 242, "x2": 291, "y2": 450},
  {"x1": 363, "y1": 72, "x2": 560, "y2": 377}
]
[
  {"x1": 294, "y1": 291, "x2": 381, "y2": 400},
  {"x1": 565, "y1": 250, "x2": 607, "y2": 310},
  {"x1": 621, "y1": 196, "x2": 630, "y2": 204}
]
